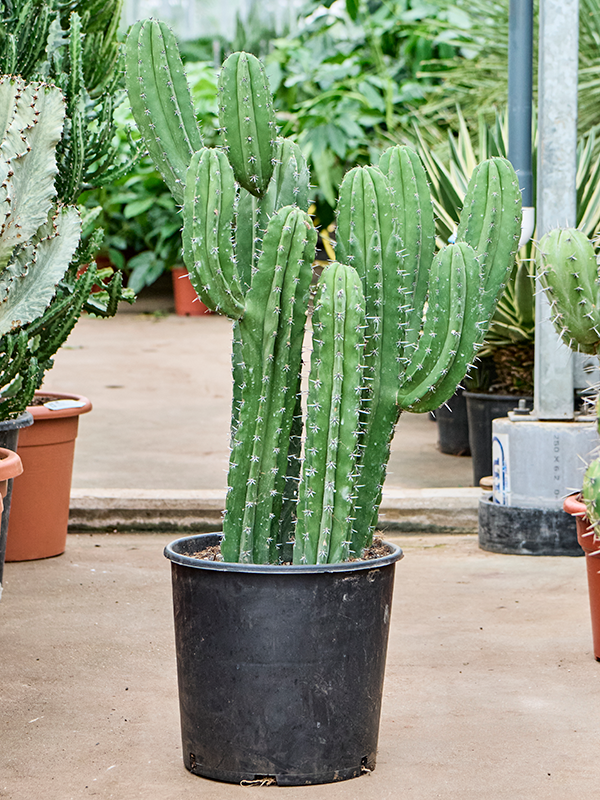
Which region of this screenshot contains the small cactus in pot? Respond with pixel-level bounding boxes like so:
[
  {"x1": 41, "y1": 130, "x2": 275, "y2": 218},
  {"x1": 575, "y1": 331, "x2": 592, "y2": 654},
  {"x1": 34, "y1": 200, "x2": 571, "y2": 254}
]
[
  {"x1": 537, "y1": 228, "x2": 600, "y2": 538},
  {"x1": 126, "y1": 20, "x2": 522, "y2": 565}
]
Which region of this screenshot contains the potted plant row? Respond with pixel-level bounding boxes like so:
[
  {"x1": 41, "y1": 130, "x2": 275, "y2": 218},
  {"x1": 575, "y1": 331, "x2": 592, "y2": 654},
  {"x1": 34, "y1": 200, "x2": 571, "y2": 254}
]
[
  {"x1": 0, "y1": 2, "x2": 136, "y2": 570},
  {"x1": 125, "y1": 19, "x2": 522, "y2": 785},
  {"x1": 537, "y1": 228, "x2": 600, "y2": 661}
]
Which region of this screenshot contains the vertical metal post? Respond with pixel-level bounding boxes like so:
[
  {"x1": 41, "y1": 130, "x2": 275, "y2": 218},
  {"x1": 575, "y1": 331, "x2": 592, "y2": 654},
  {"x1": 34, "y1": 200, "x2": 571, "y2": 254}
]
[
  {"x1": 535, "y1": 0, "x2": 579, "y2": 420},
  {"x1": 508, "y1": 0, "x2": 533, "y2": 207}
]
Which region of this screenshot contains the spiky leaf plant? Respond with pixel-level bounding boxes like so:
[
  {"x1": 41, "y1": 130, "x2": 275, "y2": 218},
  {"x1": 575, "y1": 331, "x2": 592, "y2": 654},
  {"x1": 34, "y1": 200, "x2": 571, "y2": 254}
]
[{"x1": 126, "y1": 21, "x2": 522, "y2": 565}]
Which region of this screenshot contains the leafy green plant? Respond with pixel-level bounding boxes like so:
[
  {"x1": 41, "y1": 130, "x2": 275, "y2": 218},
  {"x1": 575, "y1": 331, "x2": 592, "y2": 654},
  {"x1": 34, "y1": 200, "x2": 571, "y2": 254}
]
[
  {"x1": 416, "y1": 0, "x2": 600, "y2": 141},
  {"x1": 264, "y1": 0, "x2": 459, "y2": 223},
  {"x1": 126, "y1": 20, "x2": 522, "y2": 564}
]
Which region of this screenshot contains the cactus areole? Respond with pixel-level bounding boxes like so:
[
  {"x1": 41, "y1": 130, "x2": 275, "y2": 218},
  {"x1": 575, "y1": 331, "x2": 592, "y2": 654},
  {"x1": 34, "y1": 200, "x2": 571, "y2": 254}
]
[{"x1": 125, "y1": 22, "x2": 522, "y2": 567}]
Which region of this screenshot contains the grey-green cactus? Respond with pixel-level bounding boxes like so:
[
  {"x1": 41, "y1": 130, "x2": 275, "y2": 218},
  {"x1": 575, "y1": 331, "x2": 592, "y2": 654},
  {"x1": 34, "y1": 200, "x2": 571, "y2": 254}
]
[
  {"x1": 0, "y1": 77, "x2": 81, "y2": 338},
  {"x1": 126, "y1": 23, "x2": 521, "y2": 565}
]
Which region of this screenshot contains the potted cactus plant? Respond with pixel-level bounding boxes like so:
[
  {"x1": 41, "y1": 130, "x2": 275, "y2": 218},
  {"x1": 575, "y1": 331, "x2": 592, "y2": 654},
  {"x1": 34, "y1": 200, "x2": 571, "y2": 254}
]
[
  {"x1": 125, "y1": 19, "x2": 522, "y2": 785},
  {"x1": 537, "y1": 228, "x2": 600, "y2": 661}
]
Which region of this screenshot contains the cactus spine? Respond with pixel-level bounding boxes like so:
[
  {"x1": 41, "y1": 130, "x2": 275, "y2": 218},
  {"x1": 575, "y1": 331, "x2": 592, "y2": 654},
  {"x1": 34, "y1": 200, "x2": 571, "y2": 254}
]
[{"x1": 126, "y1": 25, "x2": 521, "y2": 565}]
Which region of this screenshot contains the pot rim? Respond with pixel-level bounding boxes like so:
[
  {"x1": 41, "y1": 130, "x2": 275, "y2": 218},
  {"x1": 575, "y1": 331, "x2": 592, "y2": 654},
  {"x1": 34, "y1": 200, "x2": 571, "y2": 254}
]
[
  {"x1": 28, "y1": 391, "x2": 92, "y2": 421},
  {"x1": 165, "y1": 532, "x2": 403, "y2": 574},
  {"x1": 0, "y1": 446, "x2": 23, "y2": 481}
]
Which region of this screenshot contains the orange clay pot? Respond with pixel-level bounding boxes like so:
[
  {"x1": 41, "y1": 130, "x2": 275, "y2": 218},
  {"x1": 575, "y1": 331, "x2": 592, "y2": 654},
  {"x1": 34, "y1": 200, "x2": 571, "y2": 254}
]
[
  {"x1": 172, "y1": 267, "x2": 211, "y2": 316},
  {"x1": 5, "y1": 392, "x2": 92, "y2": 562},
  {"x1": 0, "y1": 447, "x2": 23, "y2": 511},
  {"x1": 563, "y1": 493, "x2": 600, "y2": 661}
]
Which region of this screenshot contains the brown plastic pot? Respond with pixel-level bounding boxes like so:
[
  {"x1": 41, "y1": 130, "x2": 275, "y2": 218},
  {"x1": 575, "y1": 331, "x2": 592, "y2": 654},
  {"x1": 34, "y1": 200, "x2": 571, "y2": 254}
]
[
  {"x1": 5, "y1": 392, "x2": 92, "y2": 562},
  {"x1": 172, "y1": 267, "x2": 211, "y2": 316},
  {"x1": 563, "y1": 493, "x2": 600, "y2": 661}
]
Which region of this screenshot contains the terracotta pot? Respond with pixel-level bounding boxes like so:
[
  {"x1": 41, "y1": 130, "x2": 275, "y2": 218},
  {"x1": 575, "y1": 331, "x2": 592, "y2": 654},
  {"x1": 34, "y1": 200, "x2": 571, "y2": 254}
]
[
  {"x1": 172, "y1": 267, "x2": 211, "y2": 316},
  {"x1": 563, "y1": 493, "x2": 600, "y2": 661},
  {"x1": 5, "y1": 392, "x2": 92, "y2": 562}
]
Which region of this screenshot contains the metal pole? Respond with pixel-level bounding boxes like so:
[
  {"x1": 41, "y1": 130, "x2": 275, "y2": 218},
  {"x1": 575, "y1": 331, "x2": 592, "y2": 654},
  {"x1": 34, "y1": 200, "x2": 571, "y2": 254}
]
[
  {"x1": 508, "y1": 0, "x2": 533, "y2": 207},
  {"x1": 534, "y1": 0, "x2": 579, "y2": 420}
]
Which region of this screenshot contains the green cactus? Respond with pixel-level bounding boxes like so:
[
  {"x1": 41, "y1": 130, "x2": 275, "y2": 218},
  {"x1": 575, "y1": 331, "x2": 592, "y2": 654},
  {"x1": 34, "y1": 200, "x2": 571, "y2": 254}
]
[
  {"x1": 126, "y1": 27, "x2": 521, "y2": 565},
  {"x1": 293, "y1": 262, "x2": 366, "y2": 566},
  {"x1": 536, "y1": 227, "x2": 600, "y2": 541},
  {"x1": 537, "y1": 228, "x2": 600, "y2": 355},
  {"x1": 217, "y1": 51, "x2": 276, "y2": 198}
]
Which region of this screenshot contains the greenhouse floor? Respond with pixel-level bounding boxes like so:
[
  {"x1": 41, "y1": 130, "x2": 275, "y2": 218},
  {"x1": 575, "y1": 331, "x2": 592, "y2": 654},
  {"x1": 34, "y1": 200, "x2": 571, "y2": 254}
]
[
  {"x1": 39, "y1": 291, "x2": 481, "y2": 534},
  {"x1": 2, "y1": 289, "x2": 600, "y2": 797},
  {"x1": 2, "y1": 531, "x2": 599, "y2": 799}
]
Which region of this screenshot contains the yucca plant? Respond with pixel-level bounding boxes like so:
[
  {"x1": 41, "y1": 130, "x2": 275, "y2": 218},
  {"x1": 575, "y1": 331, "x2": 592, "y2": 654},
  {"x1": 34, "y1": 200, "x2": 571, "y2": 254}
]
[{"x1": 125, "y1": 20, "x2": 522, "y2": 565}]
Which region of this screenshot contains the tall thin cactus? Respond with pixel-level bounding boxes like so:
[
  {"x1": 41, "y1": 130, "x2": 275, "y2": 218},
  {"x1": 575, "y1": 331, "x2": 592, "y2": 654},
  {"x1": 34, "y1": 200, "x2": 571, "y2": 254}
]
[{"x1": 126, "y1": 21, "x2": 521, "y2": 565}]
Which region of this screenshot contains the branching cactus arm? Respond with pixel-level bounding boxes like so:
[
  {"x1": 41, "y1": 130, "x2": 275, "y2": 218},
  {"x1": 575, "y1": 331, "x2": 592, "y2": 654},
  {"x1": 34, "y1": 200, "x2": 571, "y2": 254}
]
[
  {"x1": 182, "y1": 148, "x2": 244, "y2": 319},
  {"x1": 537, "y1": 228, "x2": 600, "y2": 354},
  {"x1": 294, "y1": 262, "x2": 366, "y2": 566},
  {"x1": 125, "y1": 19, "x2": 202, "y2": 205},
  {"x1": 221, "y1": 206, "x2": 316, "y2": 564},
  {"x1": 379, "y1": 144, "x2": 436, "y2": 353},
  {"x1": 218, "y1": 51, "x2": 276, "y2": 198}
]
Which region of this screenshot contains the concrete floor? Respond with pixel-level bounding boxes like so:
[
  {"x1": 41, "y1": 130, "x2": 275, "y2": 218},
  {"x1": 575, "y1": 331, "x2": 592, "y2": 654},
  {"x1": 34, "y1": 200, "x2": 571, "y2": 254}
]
[
  {"x1": 40, "y1": 309, "x2": 474, "y2": 493},
  {"x1": 2, "y1": 532, "x2": 599, "y2": 799}
]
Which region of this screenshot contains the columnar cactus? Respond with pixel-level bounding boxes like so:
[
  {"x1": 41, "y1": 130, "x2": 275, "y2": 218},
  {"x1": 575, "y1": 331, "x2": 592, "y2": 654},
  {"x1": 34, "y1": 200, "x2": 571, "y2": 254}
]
[
  {"x1": 0, "y1": 77, "x2": 81, "y2": 338},
  {"x1": 126, "y1": 21, "x2": 521, "y2": 565},
  {"x1": 537, "y1": 228, "x2": 600, "y2": 355},
  {"x1": 537, "y1": 227, "x2": 600, "y2": 538}
]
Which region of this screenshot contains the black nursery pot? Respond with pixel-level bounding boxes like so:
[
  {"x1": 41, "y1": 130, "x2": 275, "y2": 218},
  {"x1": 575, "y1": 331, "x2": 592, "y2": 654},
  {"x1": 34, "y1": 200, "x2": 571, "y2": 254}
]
[{"x1": 164, "y1": 533, "x2": 403, "y2": 786}]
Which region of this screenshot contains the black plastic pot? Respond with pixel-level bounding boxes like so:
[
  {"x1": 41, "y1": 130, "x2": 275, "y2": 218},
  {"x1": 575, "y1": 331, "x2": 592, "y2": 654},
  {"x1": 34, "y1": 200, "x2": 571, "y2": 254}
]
[
  {"x1": 434, "y1": 389, "x2": 471, "y2": 455},
  {"x1": 464, "y1": 392, "x2": 532, "y2": 484},
  {"x1": 165, "y1": 533, "x2": 403, "y2": 786},
  {"x1": 479, "y1": 494, "x2": 581, "y2": 556},
  {"x1": 0, "y1": 412, "x2": 33, "y2": 588}
]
